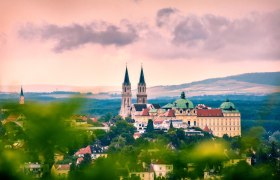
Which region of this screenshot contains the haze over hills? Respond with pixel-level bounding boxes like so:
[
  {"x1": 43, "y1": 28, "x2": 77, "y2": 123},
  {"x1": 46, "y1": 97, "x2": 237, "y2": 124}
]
[
  {"x1": 0, "y1": 72, "x2": 279, "y2": 99},
  {"x1": 146, "y1": 72, "x2": 280, "y2": 98}
]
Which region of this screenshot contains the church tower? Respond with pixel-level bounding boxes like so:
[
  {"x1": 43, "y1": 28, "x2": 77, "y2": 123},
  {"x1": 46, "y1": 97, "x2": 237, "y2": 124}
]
[
  {"x1": 137, "y1": 65, "x2": 147, "y2": 104},
  {"x1": 19, "y1": 86, "x2": 24, "y2": 105},
  {"x1": 119, "y1": 66, "x2": 132, "y2": 118}
]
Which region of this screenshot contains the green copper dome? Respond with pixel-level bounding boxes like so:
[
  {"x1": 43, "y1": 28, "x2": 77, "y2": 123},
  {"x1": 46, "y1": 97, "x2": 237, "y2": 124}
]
[
  {"x1": 173, "y1": 92, "x2": 194, "y2": 109},
  {"x1": 173, "y1": 98, "x2": 194, "y2": 109},
  {"x1": 220, "y1": 99, "x2": 236, "y2": 110},
  {"x1": 162, "y1": 92, "x2": 194, "y2": 109},
  {"x1": 162, "y1": 103, "x2": 173, "y2": 109}
]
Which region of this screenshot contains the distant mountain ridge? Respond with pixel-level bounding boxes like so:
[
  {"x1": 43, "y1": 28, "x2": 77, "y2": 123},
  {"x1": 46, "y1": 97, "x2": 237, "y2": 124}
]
[
  {"x1": 146, "y1": 72, "x2": 280, "y2": 98},
  {"x1": 1, "y1": 72, "x2": 279, "y2": 99},
  {"x1": 189, "y1": 72, "x2": 280, "y2": 86}
]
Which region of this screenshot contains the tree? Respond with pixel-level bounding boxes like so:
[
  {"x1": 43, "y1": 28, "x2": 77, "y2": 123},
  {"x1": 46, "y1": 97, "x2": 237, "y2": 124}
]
[
  {"x1": 169, "y1": 120, "x2": 174, "y2": 129},
  {"x1": 0, "y1": 121, "x2": 6, "y2": 137},
  {"x1": 223, "y1": 161, "x2": 273, "y2": 179},
  {"x1": 125, "y1": 116, "x2": 134, "y2": 123},
  {"x1": 114, "y1": 115, "x2": 123, "y2": 121},
  {"x1": 109, "y1": 136, "x2": 126, "y2": 151},
  {"x1": 110, "y1": 121, "x2": 135, "y2": 138},
  {"x1": 222, "y1": 134, "x2": 230, "y2": 141},
  {"x1": 146, "y1": 119, "x2": 154, "y2": 133},
  {"x1": 18, "y1": 98, "x2": 87, "y2": 177},
  {"x1": 176, "y1": 129, "x2": 185, "y2": 140},
  {"x1": 80, "y1": 153, "x2": 92, "y2": 169}
]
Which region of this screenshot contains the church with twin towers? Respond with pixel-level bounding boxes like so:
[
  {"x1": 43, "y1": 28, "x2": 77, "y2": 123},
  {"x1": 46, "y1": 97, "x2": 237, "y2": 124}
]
[
  {"x1": 119, "y1": 65, "x2": 147, "y2": 118},
  {"x1": 119, "y1": 65, "x2": 241, "y2": 137}
]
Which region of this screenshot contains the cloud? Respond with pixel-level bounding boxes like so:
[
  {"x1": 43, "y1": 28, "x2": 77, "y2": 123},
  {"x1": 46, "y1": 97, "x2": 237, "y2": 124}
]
[
  {"x1": 173, "y1": 15, "x2": 208, "y2": 46},
  {"x1": 18, "y1": 9, "x2": 280, "y2": 61},
  {"x1": 18, "y1": 21, "x2": 138, "y2": 53},
  {"x1": 156, "y1": 7, "x2": 179, "y2": 27},
  {"x1": 152, "y1": 9, "x2": 280, "y2": 60}
]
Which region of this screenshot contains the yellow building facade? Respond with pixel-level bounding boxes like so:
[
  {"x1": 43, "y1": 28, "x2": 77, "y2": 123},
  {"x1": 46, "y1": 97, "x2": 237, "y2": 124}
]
[{"x1": 131, "y1": 92, "x2": 241, "y2": 137}]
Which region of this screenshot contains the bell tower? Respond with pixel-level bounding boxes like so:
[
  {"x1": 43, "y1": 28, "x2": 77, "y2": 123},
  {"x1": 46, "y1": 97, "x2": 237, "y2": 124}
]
[
  {"x1": 137, "y1": 65, "x2": 147, "y2": 104},
  {"x1": 19, "y1": 86, "x2": 25, "y2": 105},
  {"x1": 119, "y1": 65, "x2": 132, "y2": 118}
]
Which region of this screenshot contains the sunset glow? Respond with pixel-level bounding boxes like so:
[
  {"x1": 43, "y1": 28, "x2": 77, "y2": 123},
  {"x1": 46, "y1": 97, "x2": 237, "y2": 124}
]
[{"x1": 1, "y1": 0, "x2": 280, "y2": 90}]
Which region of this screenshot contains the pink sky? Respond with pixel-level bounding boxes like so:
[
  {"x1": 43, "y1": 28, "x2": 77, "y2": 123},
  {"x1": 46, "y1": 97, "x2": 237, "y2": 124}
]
[{"x1": 0, "y1": 0, "x2": 280, "y2": 89}]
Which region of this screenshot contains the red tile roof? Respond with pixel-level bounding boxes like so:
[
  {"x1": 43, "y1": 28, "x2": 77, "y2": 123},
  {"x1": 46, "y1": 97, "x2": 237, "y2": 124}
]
[
  {"x1": 133, "y1": 132, "x2": 141, "y2": 139},
  {"x1": 154, "y1": 120, "x2": 163, "y2": 124},
  {"x1": 196, "y1": 104, "x2": 209, "y2": 109},
  {"x1": 54, "y1": 164, "x2": 70, "y2": 170},
  {"x1": 75, "y1": 145, "x2": 92, "y2": 156},
  {"x1": 141, "y1": 108, "x2": 150, "y2": 116},
  {"x1": 197, "y1": 109, "x2": 223, "y2": 117},
  {"x1": 164, "y1": 109, "x2": 175, "y2": 117},
  {"x1": 203, "y1": 125, "x2": 212, "y2": 132},
  {"x1": 90, "y1": 117, "x2": 98, "y2": 122}
]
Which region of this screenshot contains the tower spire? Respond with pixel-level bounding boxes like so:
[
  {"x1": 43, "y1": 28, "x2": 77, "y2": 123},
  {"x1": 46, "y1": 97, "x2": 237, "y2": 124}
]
[
  {"x1": 20, "y1": 86, "x2": 24, "y2": 96},
  {"x1": 137, "y1": 64, "x2": 147, "y2": 104},
  {"x1": 120, "y1": 64, "x2": 132, "y2": 118},
  {"x1": 123, "y1": 65, "x2": 131, "y2": 85},
  {"x1": 138, "y1": 64, "x2": 145, "y2": 85},
  {"x1": 19, "y1": 86, "x2": 25, "y2": 104}
]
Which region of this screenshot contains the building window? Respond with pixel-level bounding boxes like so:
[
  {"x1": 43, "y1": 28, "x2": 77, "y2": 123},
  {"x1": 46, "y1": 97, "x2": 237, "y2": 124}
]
[
  {"x1": 188, "y1": 121, "x2": 190, "y2": 126},
  {"x1": 194, "y1": 121, "x2": 196, "y2": 126}
]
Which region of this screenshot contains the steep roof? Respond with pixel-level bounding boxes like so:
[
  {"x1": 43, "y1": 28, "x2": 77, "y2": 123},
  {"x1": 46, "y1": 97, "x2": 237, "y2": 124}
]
[
  {"x1": 138, "y1": 66, "x2": 146, "y2": 85},
  {"x1": 20, "y1": 86, "x2": 24, "y2": 96},
  {"x1": 203, "y1": 125, "x2": 212, "y2": 132},
  {"x1": 133, "y1": 104, "x2": 147, "y2": 111},
  {"x1": 123, "y1": 66, "x2": 131, "y2": 85},
  {"x1": 197, "y1": 109, "x2": 223, "y2": 117},
  {"x1": 75, "y1": 145, "x2": 92, "y2": 156},
  {"x1": 163, "y1": 109, "x2": 175, "y2": 117},
  {"x1": 141, "y1": 108, "x2": 150, "y2": 116},
  {"x1": 152, "y1": 104, "x2": 161, "y2": 109}
]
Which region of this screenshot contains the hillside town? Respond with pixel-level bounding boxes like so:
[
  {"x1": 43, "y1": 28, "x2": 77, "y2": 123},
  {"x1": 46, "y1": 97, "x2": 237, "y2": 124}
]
[{"x1": 0, "y1": 67, "x2": 279, "y2": 179}]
